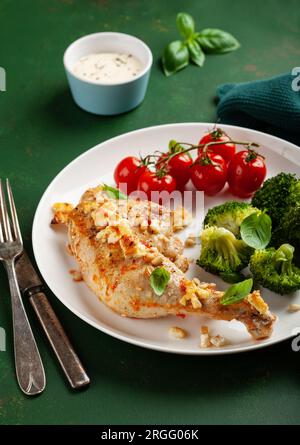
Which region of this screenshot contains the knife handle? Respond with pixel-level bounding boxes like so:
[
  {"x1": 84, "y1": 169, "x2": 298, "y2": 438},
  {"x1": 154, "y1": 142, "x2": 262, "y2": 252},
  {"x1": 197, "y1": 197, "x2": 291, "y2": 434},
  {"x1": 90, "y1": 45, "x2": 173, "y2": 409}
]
[{"x1": 29, "y1": 292, "x2": 90, "y2": 389}]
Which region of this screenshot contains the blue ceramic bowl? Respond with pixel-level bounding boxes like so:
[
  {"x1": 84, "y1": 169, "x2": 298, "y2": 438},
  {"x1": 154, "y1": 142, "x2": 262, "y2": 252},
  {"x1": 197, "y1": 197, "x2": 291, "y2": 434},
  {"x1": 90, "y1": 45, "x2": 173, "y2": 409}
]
[{"x1": 63, "y1": 32, "x2": 153, "y2": 115}]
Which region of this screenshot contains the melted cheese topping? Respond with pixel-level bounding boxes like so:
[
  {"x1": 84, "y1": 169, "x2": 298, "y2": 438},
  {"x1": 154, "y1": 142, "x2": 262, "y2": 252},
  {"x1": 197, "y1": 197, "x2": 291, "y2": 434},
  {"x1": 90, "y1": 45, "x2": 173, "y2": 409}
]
[
  {"x1": 52, "y1": 202, "x2": 74, "y2": 224},
  {"x1": 246, "y1": 290, "x2": 269, "y2": 314},
  {"x1": 180, "y1": 281, "x2": 208, "y2": 309},
  {"x1": 96, "y1": 219, "x2": 146, "y2": 258}
]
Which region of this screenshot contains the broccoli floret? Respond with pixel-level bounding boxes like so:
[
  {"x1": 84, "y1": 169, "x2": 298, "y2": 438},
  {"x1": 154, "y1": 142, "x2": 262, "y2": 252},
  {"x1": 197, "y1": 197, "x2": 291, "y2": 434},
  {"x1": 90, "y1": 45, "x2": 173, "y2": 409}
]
[
  {"x1": 250, "y1": 244, "x2": 300, "y2": 295},
  {"x1": 271, "y1": 205, "x2": 300, "y2": 265},
  {"x1": 252, "y1": 173, "x2": 300, "y2": 226},
  {"x1": 197, "y1": 226, "x2": 253, "y2": 275},
  {"x1": 204, "y1": 201, "x2": 260, "y2": 237},
  {"x1": 272, "y1": 204, "x2": 300, "y2": 245},
  {"x1": 289, "y1": 179, "x2": 300, "y2": 207}
]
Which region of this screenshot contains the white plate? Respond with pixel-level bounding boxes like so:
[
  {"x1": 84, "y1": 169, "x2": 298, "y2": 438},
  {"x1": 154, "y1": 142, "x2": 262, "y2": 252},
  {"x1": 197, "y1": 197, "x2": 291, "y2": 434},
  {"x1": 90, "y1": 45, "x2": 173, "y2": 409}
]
[{"x1": 32, "y1": 123, "x2": 300, "y2": 355}]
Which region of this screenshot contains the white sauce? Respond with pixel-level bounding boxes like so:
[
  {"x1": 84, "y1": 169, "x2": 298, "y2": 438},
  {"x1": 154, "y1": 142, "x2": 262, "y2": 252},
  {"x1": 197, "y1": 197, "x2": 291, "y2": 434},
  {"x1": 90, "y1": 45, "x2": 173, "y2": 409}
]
[{"x1": 73, "y1": 52, "x2": 143, "y2": 84}]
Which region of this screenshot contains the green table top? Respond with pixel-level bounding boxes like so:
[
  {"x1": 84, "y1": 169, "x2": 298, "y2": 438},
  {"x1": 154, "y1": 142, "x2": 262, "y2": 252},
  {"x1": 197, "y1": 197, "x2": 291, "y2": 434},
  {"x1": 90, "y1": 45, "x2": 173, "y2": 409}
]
[{"x1": 1, "y1": 0, "x2": 300, "y2": 426}]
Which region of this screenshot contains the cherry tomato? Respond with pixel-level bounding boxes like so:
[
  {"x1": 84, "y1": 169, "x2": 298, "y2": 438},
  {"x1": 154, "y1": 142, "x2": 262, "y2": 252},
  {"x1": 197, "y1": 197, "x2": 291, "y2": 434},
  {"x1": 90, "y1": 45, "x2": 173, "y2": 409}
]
[
  {"x1": 137, "y1": 170, "x2": 176, "y2": 200},
  {"x1": 198, "y1": 128, "x2": 236, "y2": 164},
  {"x1": 114, "y1": 156, "x2": 147, "y2": 194},
  {"x1": 227, "y1": 150, "x2": 267, "y2": 198},
  {"x1": 157, "y1": 152, "x2": 193, "y2": 188},
  {"x1": 190, "y1": 152, "x2": 227, "y2": 196}
]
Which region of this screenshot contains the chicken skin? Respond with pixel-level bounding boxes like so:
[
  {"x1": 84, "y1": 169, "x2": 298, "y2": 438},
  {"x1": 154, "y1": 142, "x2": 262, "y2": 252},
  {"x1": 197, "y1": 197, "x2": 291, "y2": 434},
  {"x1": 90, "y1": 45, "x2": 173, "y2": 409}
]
[{"x1": 52, "y1": 185, "x2": 276, "y2": 340}]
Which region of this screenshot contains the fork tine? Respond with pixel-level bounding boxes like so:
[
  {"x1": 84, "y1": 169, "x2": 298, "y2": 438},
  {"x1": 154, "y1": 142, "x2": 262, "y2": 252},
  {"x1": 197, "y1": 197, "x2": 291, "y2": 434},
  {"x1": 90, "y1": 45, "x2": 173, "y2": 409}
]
[
  {"x1": 0, "y1": 179, "x2": 12, "y2": 242},
  {"x1": 0, "y1": 210, "x2": 3, "y2": 242},
  {"x1": 0, "y1": 181, "x2": 3, "y2": 242},
  {"x1": 6, "y1": 179, "x2": 22, "y2": 244}
]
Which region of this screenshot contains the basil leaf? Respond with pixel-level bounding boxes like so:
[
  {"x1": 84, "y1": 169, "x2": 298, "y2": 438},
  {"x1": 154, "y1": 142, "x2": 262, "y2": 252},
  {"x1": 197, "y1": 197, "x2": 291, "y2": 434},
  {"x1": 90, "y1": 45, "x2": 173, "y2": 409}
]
[
  {"x1": 176, "y1": 12, "x2": 195, "y2": 39},
  {"x1": 220, "y1": 271, "x2": 245, "y2": 284},
  {"x1": 187, "y1": 40, "x2": 205, "y2": 67},
  {"x1": 196, "y1": 28, "x2": 240, "y2": 54},
  {"x1": 162, "y1": 41, "x2": 189, "y2": 77},
  {"x1": 240, "y1": 212, "x2": 272, "y2": 249},
  {"x1": 102, "y1": 184, "x2": 127, "y2": 200},
  {"x1": 221, "y1": 278, "x2": 253, "y2": 305},
  {"x1": 150, "y1": 267, "x2": 170, "y2": 296}
]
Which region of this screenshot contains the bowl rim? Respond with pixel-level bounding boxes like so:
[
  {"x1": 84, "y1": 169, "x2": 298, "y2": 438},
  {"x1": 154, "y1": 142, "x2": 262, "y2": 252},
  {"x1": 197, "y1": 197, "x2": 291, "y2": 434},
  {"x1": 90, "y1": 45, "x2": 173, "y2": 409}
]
[{"x1": 63, "y1": 31, "x2": 153, "y2": 87}]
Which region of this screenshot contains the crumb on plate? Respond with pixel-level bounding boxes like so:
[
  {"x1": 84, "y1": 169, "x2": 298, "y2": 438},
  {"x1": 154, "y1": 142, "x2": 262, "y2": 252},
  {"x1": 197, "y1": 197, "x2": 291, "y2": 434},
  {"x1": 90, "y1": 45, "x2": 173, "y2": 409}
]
[
  {"x1": 185, "y1": 235, "x2": 197, "y2": 248},
  {"x1": 169, "y1": 326, "x2": 187, "y2": 339},
  {"x1": 69, "y1": 269, "x2": 83, "y2": 282},
  {"x1": 210, "y1": 335, "x2": 226, "y2": 348},
  {"x1": 288, "y1": 304, "x2": 300, "y2": 313},
  {"x1": 199, "y1": 325, "x2": 228, "y2": 348}
]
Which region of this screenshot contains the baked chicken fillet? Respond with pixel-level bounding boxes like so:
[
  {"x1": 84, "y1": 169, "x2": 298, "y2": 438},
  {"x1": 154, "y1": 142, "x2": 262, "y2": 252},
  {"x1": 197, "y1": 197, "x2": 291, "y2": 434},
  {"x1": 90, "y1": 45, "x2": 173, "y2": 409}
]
[{"x1": 52, "y1": 186, "x2": 276, "y2": 340}]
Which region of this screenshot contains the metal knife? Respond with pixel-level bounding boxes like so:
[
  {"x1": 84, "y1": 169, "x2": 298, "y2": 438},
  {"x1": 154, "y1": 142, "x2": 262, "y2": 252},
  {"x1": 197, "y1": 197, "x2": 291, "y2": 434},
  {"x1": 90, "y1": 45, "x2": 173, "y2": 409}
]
[{"x1": 15, "y1": 251, "x2": 90, "y2": 390}]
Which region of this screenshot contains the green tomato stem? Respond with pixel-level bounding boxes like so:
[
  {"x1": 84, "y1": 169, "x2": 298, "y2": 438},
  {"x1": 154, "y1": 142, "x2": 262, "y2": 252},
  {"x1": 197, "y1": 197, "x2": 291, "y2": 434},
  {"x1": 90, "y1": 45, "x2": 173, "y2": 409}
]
[
  {"x1": 146, "y1": 140, "x2": 260, "y2": 174},
  {"x1": 162, "y1": 140, "x2": 259, "y2": 168}
]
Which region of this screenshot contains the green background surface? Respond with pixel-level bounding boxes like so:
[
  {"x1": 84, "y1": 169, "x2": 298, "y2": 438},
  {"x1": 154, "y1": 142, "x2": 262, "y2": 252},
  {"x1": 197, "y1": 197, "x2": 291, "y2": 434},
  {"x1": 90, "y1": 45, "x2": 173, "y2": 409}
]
[{"x1": 0, "y1": 0, "x2": 300, "y2": 425}]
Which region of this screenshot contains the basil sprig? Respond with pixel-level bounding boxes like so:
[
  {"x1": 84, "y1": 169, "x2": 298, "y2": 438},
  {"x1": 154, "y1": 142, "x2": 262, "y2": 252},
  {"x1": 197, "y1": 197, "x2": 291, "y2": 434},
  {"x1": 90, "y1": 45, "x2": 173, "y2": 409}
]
[
  {"x1": 220, "y1": 278, "x2": 253, "y2": 306},
  {"x1": 162, "y1": 12, "x2": 240, "y2": 76},
  {"x1": 240, "y1": 212, "x2": 272, "y2": 250},
  {"x1": 102, "y1": 184, "x2": 127, "y2": 200},
  {"x1": 176, "y1": 12, "x2": 195, "y2": 39},
  {"x1": 195, "y1": 29, "x2": 240, "y2": 54},
  {"x1": 162, "y1": 41, "x2": 189, "y2": 77},
  {"x1": 150, "y1": 267, "x2": 170, "y2": 296},
  {"x1": 187, "y1": 40, "x2": 205, "y2": 67}
]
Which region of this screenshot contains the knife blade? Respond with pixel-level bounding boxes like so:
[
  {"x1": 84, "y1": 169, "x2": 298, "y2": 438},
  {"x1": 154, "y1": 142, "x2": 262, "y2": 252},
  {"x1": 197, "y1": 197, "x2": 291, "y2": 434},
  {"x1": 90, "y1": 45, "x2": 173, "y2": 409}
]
[{"x1": 15, "y1": 251, "x2": 90, "y2": 389}]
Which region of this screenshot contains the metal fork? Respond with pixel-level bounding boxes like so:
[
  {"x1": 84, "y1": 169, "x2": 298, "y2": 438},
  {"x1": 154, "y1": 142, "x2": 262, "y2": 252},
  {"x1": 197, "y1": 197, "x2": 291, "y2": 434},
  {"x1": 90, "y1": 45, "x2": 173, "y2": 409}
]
[{"x1": 0, "y1": 179, "x2": 46, "y2": 395}]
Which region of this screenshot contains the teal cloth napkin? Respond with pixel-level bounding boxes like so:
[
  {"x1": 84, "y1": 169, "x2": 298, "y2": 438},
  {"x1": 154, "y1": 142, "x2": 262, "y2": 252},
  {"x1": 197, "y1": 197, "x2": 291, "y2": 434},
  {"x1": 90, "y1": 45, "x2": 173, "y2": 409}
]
[{"x1": 217, "y1": 73, "x2": 300, "y2": 146}]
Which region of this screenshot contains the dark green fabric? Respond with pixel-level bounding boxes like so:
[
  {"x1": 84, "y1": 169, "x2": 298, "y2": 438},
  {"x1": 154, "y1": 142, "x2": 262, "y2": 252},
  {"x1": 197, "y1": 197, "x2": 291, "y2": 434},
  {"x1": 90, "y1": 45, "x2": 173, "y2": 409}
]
[{"x1": 217, "y1": 73, "x2": 300, "y2": 146}]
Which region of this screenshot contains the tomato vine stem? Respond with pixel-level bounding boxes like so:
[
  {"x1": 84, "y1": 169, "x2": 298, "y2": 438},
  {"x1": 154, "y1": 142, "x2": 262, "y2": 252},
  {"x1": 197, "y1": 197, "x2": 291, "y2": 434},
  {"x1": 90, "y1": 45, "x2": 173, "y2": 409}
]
[{"x1": 154, "y1": 140, "x2": 260, "y2": 172}]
